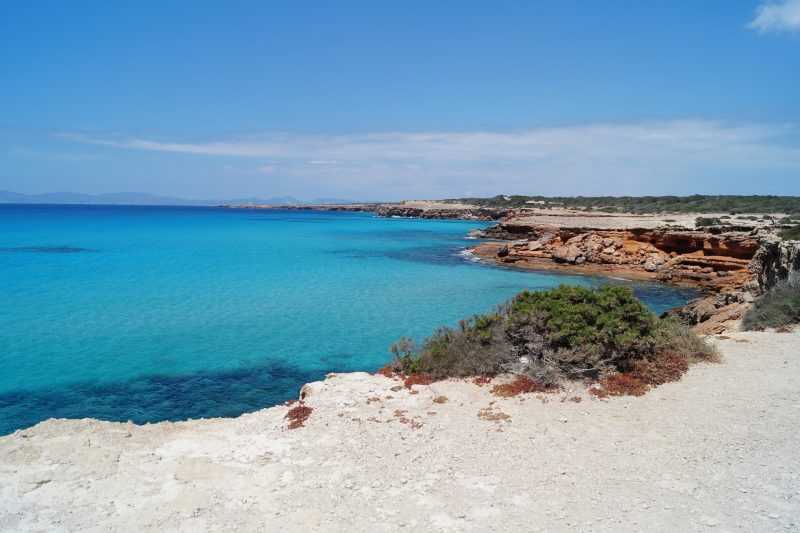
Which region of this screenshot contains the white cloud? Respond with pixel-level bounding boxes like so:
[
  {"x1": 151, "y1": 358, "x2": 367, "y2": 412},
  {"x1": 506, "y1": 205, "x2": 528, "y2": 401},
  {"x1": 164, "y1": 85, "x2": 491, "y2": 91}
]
[
  {"x1": 58, "y1": 121, "x2": 800, "y2": 198},
  {"x1": 749, "y1": 0, "x2": 800, "y2": 33}
]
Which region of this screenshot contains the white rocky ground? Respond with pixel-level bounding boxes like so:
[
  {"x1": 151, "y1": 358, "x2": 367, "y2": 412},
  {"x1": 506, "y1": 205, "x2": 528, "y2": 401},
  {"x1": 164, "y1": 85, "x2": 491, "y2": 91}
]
[
  {"x1": 498, "y1": 210, "x2": 787, "y2": 230},
  {"x1": 1, "y1": 331, "x2": 798, "y2": 532}
]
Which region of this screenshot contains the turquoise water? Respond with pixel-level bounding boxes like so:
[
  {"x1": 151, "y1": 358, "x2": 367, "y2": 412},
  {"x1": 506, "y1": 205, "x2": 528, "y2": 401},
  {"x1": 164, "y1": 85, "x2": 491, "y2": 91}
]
[{"x1": 0, "y1": 205, "x2": 697, "y2": 434}]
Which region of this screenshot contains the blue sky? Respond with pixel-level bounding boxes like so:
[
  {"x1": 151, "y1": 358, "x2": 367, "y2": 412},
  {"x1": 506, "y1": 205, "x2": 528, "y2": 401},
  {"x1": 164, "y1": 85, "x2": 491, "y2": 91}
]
[{"x1": 1, "y1": 1, "x2": 799, "y2": 201}]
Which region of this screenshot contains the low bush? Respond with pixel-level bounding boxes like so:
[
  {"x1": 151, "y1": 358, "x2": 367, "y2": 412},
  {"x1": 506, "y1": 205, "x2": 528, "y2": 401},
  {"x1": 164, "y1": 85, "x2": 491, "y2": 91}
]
[
  {"x1": 387, "y1": 285, "x2": 716, "y2": 390},
  {"x1": 490, "y1": 375, "x2": 557, "y2": 397},
  {"x1": 742, "y1": 281, "x2": 800, "y2": 330},
  {"x1": 631, "y1": 352, "x2": 689, "y2": 385},
  {"x1": 778, "y1": 225, "x2": 800, "y2": 241},
  {"x1": 695, "y1": 217, "x2": 729, "y2": 227},
  {"x1": 653, "y1": 317, "x2": 719, "y2": 364},
  {"x1": 591, "y1": 373, "x2": 648, "y2": 397},
  {"x1": 402, "y1": 373, "x2": 435, "y2": 389}
]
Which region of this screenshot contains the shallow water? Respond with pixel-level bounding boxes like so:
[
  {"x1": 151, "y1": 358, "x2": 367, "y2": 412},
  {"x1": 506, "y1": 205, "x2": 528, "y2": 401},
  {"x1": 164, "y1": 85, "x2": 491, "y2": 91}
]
[{"x1": 0, "y1": 205, "x2": 697, "y2": 434}]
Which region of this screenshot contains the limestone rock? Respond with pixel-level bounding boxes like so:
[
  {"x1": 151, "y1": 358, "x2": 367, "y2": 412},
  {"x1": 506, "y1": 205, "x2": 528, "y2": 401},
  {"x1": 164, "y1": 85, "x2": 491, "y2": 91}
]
[
  {"x1": 552, "y1": 244, "x2": 584, "y2": 264},
  {"x1": 749, "y1": 237, "x2": 800, "y2": 293}
]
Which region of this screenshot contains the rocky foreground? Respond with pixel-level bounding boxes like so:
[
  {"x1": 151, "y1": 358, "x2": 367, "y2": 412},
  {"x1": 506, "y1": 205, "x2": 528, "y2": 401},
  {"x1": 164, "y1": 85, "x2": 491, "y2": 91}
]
[{"x1": 1, "y1": 331, "x2": 798, "y2": 532}]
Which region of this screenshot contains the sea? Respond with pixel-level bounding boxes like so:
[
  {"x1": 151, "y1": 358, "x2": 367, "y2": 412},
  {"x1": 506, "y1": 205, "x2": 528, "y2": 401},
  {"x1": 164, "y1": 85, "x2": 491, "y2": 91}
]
[{"x1": 0, "y1": 205, "x2": 698, "y2": 434}]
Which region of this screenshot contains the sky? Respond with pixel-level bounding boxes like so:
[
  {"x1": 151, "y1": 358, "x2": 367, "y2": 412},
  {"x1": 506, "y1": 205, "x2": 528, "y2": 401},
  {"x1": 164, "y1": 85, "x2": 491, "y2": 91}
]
[{"x1": 1, "y1": 1, "x2": 799, "y2": 201}]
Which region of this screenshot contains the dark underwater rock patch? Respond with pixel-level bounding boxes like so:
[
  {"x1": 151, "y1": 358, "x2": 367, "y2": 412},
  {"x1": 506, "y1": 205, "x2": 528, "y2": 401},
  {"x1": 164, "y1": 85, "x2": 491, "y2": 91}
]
[{"x1": 0, "y1": 245, "x2": 95, "y2": 254}]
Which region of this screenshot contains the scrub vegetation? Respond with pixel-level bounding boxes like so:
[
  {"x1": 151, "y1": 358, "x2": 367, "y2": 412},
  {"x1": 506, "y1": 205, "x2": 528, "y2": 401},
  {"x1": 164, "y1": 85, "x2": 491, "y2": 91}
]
[
  {"x1": 778, "y1": 225, "x2": 800, "y2": 241},
  {"x1": 444, "y1": 194, "x2": 800, "y2": 214},
  {"x1": 742, "y1": 281, "x2": 800, "y2": 331},
  {"x1": 387, "y1": 286, "x2": 716, "y2": 396}
]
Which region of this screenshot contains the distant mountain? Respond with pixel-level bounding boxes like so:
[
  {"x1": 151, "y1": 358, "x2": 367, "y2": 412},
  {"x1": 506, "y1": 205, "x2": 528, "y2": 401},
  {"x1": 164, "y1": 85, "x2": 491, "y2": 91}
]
[
  {"x1": 0, "y1": 190, "x2": 209, "y2": 206},
  {"x1": 0, "y1": 191, "x2": 357, "y2": 206},
  {"x1": 310, "y1": 198, "x2": 359, "y2": 205},
  {"x1": 225, "y1": 196, "x2": 303, "y2": 206}
]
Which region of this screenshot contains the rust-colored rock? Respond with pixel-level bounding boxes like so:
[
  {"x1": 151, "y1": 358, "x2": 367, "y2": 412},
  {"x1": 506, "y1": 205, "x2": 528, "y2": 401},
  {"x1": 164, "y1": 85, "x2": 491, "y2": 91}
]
[{"x1": 483, "y1": 225, "x2": 758, "y2": 293}]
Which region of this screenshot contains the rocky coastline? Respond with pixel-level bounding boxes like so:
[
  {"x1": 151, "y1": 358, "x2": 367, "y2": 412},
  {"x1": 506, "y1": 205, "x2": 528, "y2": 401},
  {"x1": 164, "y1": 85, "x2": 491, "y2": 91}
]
[
  {"x1": 230, "y1": 200, "x2": 799, "y2": 333},
  {"x1": 225, "y1": 201, "x2": 510, "y2": 220},
  {"x1": 468, "y1": 213, "x2": 799, "y2": 334}
]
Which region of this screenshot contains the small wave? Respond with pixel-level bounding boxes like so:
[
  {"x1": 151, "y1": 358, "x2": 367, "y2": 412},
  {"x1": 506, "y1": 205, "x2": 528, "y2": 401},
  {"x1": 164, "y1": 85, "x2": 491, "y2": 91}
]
[{"x1": 457, "y1": 249, "x2": 482, "y2": 263}]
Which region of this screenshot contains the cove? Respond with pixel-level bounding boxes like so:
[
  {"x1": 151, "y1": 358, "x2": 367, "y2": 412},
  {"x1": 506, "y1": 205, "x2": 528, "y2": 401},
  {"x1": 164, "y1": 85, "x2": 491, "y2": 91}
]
[{"x1": 0, "y1": 205, "x2": 698, "y2": 434}]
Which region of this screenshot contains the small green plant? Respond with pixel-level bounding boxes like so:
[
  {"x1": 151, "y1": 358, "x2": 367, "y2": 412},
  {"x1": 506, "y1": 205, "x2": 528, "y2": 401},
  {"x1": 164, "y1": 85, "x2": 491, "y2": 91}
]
[
  {"x1": 743, "y1": 282, "x2": 800, "y2": 330},
  {"x1": 389, "y1": 337, "x2": 421, "y2": 374}
]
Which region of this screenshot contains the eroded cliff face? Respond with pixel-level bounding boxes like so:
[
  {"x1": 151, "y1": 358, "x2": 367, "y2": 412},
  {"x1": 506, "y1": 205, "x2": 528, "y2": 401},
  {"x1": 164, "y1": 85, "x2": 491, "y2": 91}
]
[
  {"x1": 374, "y1": 205, "x2": 510, "y2": 220},
  {"x1": 749, "y1": 238, "x2": 800, "y2": 293},
  {"x1": 476, "y1": 222, "x2": 795, "y2": 334},
  {"x1": 491, "y1": 226, "x2": 759, "y2": 292}
]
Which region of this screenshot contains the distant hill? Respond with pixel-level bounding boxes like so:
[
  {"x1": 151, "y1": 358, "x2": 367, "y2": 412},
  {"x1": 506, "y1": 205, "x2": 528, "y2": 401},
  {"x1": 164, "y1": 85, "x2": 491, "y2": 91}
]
[
  {"x1": 310, "y1": 198, "x2": 359, "y2": 205},
  {"x1": 225, "y1": 196, "x2": 302, "y2": 206},
  {"x1": 0, "y1": 190, "x2": 209, "y2": 206},
  {"x1": 0, "y1": 191, "x2": 356, "y2": 206}
]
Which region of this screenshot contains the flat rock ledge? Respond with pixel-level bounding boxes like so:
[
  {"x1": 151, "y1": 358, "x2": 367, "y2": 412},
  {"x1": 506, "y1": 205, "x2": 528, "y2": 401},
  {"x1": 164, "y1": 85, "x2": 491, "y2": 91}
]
[{"x1": 1, "y1": 332, "x2": 799, "y2": 532}]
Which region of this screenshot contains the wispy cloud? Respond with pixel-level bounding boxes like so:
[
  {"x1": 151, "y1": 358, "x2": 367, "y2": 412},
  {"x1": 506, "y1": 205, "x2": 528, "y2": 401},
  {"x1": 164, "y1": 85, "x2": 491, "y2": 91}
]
[
  {"x1": 58, "y1": 121, "x2": 800, "y2": 197},
  {"x1": 749, "y1": 0, "x2": 800, "y2": 33}
]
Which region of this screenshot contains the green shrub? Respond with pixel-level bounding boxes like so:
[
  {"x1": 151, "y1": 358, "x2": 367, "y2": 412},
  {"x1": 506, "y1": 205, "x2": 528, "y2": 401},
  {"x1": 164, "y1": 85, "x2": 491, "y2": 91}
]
[
  {"x1": 508, "y1": 285, "x2": 656, "y2": 361},
  {"x1": 695, "y1": 217, "x2": 728, "y2": 227},
  {"x1": 779, "y1": 226, "x2": 800, "y2": 241},
  {"x1": 653, "y1": 317, "x2": 718, "y2": 363},
  {"x1": 389, "y1": 285, "x2": 715, "y2": 382},
  {"x1": 444, "y1": 195, "x2": 800, "y2": 214},
  {"x1": 742, "y1": 282, "x2": 800, "y2": 330}
]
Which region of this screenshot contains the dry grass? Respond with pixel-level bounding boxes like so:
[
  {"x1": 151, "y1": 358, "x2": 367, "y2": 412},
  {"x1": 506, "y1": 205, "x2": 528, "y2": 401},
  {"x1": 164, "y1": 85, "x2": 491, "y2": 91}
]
[
  {"x1": 743, "y1": 281, "x2": 800, "y2": 331},
  {"x1": 590, "y1": 373, "x2": 648, "y2": 398},
  {"x1": 490, "y1": 375, "x2": 558, "y2": 397},
  {"x1": 631, "y1": 352, "x2": 689, "y2": 386},
  {"x1": 376, "y1": 365, "x2": 395, "y2": 378},
  {"x1": 472, "y1": 375, "x2": 494, "y2": 387},
  {"x1": 285, "y1": 403, "x2": 313, "y2": 429},
  {"x1": 403, "y1": 373, "x2": 436, "y2": 389}
]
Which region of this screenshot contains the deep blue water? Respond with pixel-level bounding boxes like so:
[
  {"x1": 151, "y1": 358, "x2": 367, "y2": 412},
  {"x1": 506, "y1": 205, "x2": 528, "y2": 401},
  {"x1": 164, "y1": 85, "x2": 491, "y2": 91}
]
[{"x1": 0, "y1": 205, "x2": 698, "y2": 434}]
